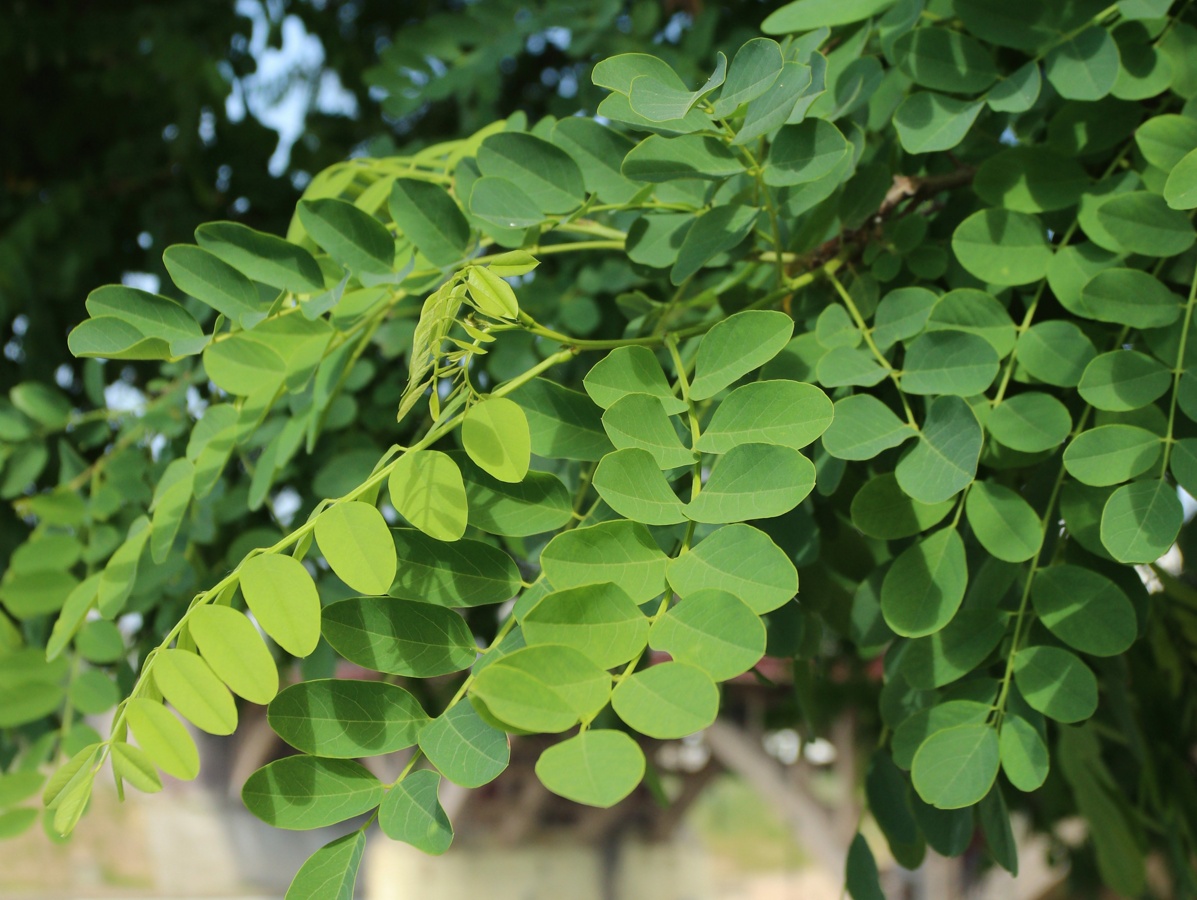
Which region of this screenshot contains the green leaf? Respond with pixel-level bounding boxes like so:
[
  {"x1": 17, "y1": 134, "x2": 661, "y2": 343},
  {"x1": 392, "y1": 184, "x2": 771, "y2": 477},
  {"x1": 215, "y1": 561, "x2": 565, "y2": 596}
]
[
  {"x1": 903, "y1": 609, "x2": 1009, "y2": 690},
  {"x1": 584, "y1": 346, "x2": 686, "y2": 415},
  {"x1": 202, "y1": 335, "x2": 287, "y2": 396},
  {"x1": 456, "y1": 453, "x2": 573, "y2": 536},
  {"x1": 196, "y1": 221, "x2": 324, "y2": 293},
  {"x1": 470, "y1": 645, "x2": 611, "y2": 732},
  {"x1": 822, "y1": 394, "x2": 916, "y2": 461},
  {"x1": 912, "y1": 724, "x2": 1000, "y2": 810},
  {"x1": 0, "y1": 570, "x2": 78, "y2": 620},
  {"x1": 1013, "y1": 645, "x2": 1098, "y2": 723},
  {"x1": 0, "y1": 809, "x2": 37, "y2": 840},
  {"x1": 851, "y1": 472, "x2": 954, "y2": 540},
  {"x1": 418, "y1": 702, "x2": 509, "y2": 788},
  {"x1": 1032, "y1": 565, "x2": 1136, "y2": 657},
  {"x1": 687, "y1": 443, "x2": 815, "y2": 523},
  {"x1": 816, "y1": 347, "x2": 889, "y2": 388},
  {"x1": 0, "y1": 770, "x2": 45, "y2": 808},
  {"x1": 951, "y1": 210, "x2": 1052, "y2": 286},
  {"x1": 1045, "y1": 27, "x2": 1120, "y2": 101},
  {"x1": 523, "y1": 582, "x2": 650, "y2": 668},
  {"x1": 612, "y1": 662, "x2": 719, "y2": 739},
  {"x1": 1093, "y1": 192, "x2": 1196, "y2": 257},
  {"x1": 111, "y1": 741, "x2": 163, "y2": 795},
  {"x1": 690, "y1": 311, "x2": 795, "y2": 401},
  {"x1": 865, "y1": 751, "x2": 924, "y2": 870},
  {"x1": 894, "y1": 27, "x2": 998, "y2": 93},
  {"x1": 388, "y1": 178, "x2": 469, "y2": 267},
  {"x1": 695, "y1": 380, "x2": 833, "y2": 454},
  {"x1": 509, "y1": 378, "x2": 613, "y2": 461},
  {"x1": 1063, "y1": 425, "x2": 1161, "y2": 486},
  {"x1": 925, "y1": 289, "x2": 1017, "y2": 357},
  {"x1": 714, "y1": 38, "x2": 784, "y2": 117},
  {"x1": 150, "y1": 457, "x2": 194, "y2": 565},
  {"x1": 628, "y1": 53, "x2": 727, "y2": 121},
  {"x1": 153, "y1": 649, "x2": 238, "y2": 735},
  {"x1": 667, "y1": 523, "x2": 798, "y2": 614},
  {"x1": 1100, "y1": 477, "x2": 1184, "y2": 563},
  {"x1": 541, "y1": 520, "x2": 669, "y2": 605},
  {"x1": 671, "y1": 204, "x2": 758, "y2": 284},
  {"x1": 0, "y1": 680, "x2": 61, "y2": 727},
  {"x1": 999, "y1": 713, "x2": 1049, "y2": 792},
  {"x1": 965, "y1": 482, "x2": 1043, "y2": 563},
  {"x1": 601, "y1": 394, "x2": 693, "y2": 469},
  {"x1": 285, "y1": 832, "x2": 365, "y2": 900},
  {"x1": 240, "y1": 554, "x2": 322, "y2": 658},
  {"x1": 987, "y1": 61, "x2": 1041, "y2": 112},
  {"x1": 69, "y1": 286, "x2": 206, "y2": 361},
  {"x1": 621, "y1": 134, "x2": 744, "y2": 182},
  {"x1": 315, "y1": 501, "x2": 397, "y2": 595},
  {"x1": 593, "y1": 448, "x2": 687, "y2": 525},
  {"x1": 268, "y1": 679, "x2": 429, "y2": 758},
  {"x1": 892, "y1": 700, "x2": 991, "y2": 770},
  {"x1": 845, "y1": 833, "x2": 886, "y2": 900},
  {"x1": 536, "y1": 730, "x2": 645, "y2": 808},
  {"x1": 298, "y1": 198, "x2": 394, "y2": 275},
  {"x1": 188, "y1": 605, "x2": 278, "y2": 705},
  {"x1": 988, "y1": 393, "x2": 1072, "y2": 453},
  {"x1": 126, "y1": 698, "x2": 200, "y2": 781},
  {"x1": 762, "y1": 0, "x2": 898, "y2": 32},
  {"x1": 900, "y1": 332, "x2": 999, "y2": 396},
  {"x1": 468, "y1": 176, "x2": 545, "y2": 229},
  {"x1": 550, "y1": 118, "x2": 641, "y2": 204},
  {"x1": 1135, "y1": 115, "x2": 1197, "y2": 172},
  {"x1": 881, "y1": 528, "x2": 968, "y2": 638},
  {"x1": 895, "y1": 396, "x2": 983, "y2": 504},
  {"x1": 734, "y1": 61, "x2": 812, "y2": 145},
  {"x1": 322, "y1": 597, "x2": 476, "y2": 677},
  {"x1": 162, "y1": 244, "x2": 269, "y2": 328},
  {"x1": 390, "y1": 529, "x2": 520, "y2": 607},
  {"x1": 476, "y1": 132, "x2": 586, "y2": 213},
  {"x1": 894, "y1": 93, "x2": 984, "y2": 154},
  {"x1": 463, "y1": 397, "x2": 531, "y2": 483},
  {"x1": 973, "y1": 147, "x2": 1089, "y2": 213},
  {"x1": 1016, "y1": 321, "x2": 1097, "y2": 387},
  {"x1": 389, "y1": 450, "x2": 469, "y2": 542},
  {"x1": 649, "y1": 588, "x2": 766, "y2": 681},
  {"x1": 466, "y1": 265, "x2": 519, "y2": 320},
  {"x1": 379, "y1": 770, "x2": 453, "y2": 854},
  {"x1": 242, "y1": 756, "x2": 384, "y2": 830},
  {"x1": 593, "y1": 52, "x2": 687, "y2": 95},
  {"x1": 1165, "y1": 147, "x2": 1197, "y2": 209}
]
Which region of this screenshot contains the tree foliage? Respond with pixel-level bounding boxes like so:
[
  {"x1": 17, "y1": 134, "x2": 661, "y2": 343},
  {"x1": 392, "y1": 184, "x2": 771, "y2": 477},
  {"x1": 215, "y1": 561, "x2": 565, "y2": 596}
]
[{"x1": 5, "y1": 0, "x2": 1197, "y2": 897}]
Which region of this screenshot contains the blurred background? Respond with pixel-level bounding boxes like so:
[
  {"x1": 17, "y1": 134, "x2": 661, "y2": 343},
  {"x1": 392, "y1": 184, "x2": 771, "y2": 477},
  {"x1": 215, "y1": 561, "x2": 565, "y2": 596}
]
[{"x1": 0, "y1": 2, "x2": 1080, "y2": 897}]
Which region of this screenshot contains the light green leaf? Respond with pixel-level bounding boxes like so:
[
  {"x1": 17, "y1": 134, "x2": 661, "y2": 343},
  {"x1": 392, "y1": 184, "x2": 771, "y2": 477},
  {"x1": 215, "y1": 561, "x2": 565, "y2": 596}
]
[
  {"x1": 1045, "y1": 27, "x2": 1120, "y2": 101},
  {"x1": 850, "y1": 472, "x2": 954, "y2": 540},
  {"x1": 126, "y1": 698, "x2": 200, "y2": 781},
  {"x1": 1078, "y1": 350, "x2": 1171, "y2": 411},
  {"x1": 388, "y1": 178, "x2": 470, "y2": 267},
  {"x1": 687, "y1": 443, "x2": 815, "y2": 523},
  {"x1": 189, "y1": 605, "x2": 278, "y2": 705},
  {"x1": 242, "y1": 756, "x2": 384, "y2": 830},
  {"x1": 621, "y1": 134, "x2": 744, "y2": 182},
  {"x1": 881, "y1": 528, "x2": 967, "y2": 638},
  {"x1": 153, "y1": 649, "x2": 238, "y2": 735},
  {"x1": 903, "y1": 609, "x2": 1008, "y2": 690},
  {"x1": 390, "y1": 529, "x2": 520, "y2": 607},
  {"x1": 690, "y1": 311, "x2": 796, "y2": 401},
  {"x1": 470, "y1": 645, "x2": 611, "y2": 732},
  {"x1": 816, "y1": 347, "x2": 889, "y2": 388},
  {"x1": 322, "y1": 597, "x2": 475, "y2": 677},
  {"x1": 111, "y1": 741, "x2": 163, "y2": 795},
  {"x1": 822, "y1": 394, "x2": 916, "y2": 461},
  {"x1": 671, "y1": 204, "x2": 758, "y2": 284},
  {"x1": 550, "y1": 118, "x2": 641, "y2": 204},
  {"x1": 900, "y1": 331, "x2": 999, "y2": 396},
  {"x1": 612, "y1": 662, "x2": 718, "y2": 739},
  {"x1": 463, "y1": 397, "x2": 531, "y2": 483},
  {"x1": 1100, "y1": 477, "x2": 1184, "y2": 563},
  {"x1": 196, "y1": 221, "x2": 324, "y2": 293},
  {"x1": 379, "y1": 770, "x2": 453, "y2": 854},
  {"x1": 389, "y1": 450, "x2": 469, "y2": 542},
  {"x1": 1063, "y1": 425, "x2": 1161, "y2": 486},
  {"x1": 734, "y1": 61, "x2": 812, "y2": 145},
  {"x1": 649, "y1": 588, "x2": 766, "y2": 681},
  {"x1": 894, "y1": 93, "x2": 984, "y2": 154},
  {"x1": 298, "y1": 198, "x2": 394, "y2": 275},
  {"x1": 1165, "y1": 147, "x2": 1197, "y2": 209},
  {"x1": 965, "y1": 482, "x2": 1043, "y2": 563},
  {"x1": 1135, "y1": 115, "x2": 1197, "y2": 172},
  {"x1": 476, "y1": 132, "x2": 586, "y2": 214},
  {"x1": 951, "y1": 210, "x2": 1052, "y2": 286},
  {"x1": 602, "y1": 393, "x2": 693, "y2": 469},
  {"x1": 149, "y1": 458, "x2": 194, "y2": 564},
  {"x1": 1032, "y1": 565, "x2": 1136, "y2": 657},
  {"x1": 762, "y1": 0, "x2": 898, "y2": 32},
  {"x1": 584, "y1": 346, "x2": 687, "y2": 415},
  {"x1": 999, "y1": 713, "x2": 1049, "y2": 792},
  {"x1": 1016, "y1": 321, "x2": 1097, "y2": 387},
  {"x1": 240, "y1": 554, "x2": 321, "y2": 658},
  {"x1": 988, "y1": 393, "x2": 1072, "y2": 453},
  {"x1": 593, "y1": 448, "x2": 687, "y2": 525},
  {"x1": 541, "y1": 520, "x2": 668, "y2": 605},
  {"x1": 468, "y1": 176, "x2": 545, "y2": 229},
  {"x1": 912, "y1": 724, "x2": 1000, "y2": 809},
  {"x1": 523, "y1": 582, "x2": 650, "y2": 668},
  {"x1": 892, "y1": 699, "x2": 991, "y2": 770},
  {"x1": 284, "y1": 832, "x2": 365, "y2": 900},
  {"x1": 628, "y1": 53, "x2": 726, "y2": 121},
  {"x1": 269, "y1": 679, "x2": 429, "y2": 758},
  {"x1": 696, "y1": 380, "x2": 832, "y2": 454},
  {"x1": 69, "y1": 286, "x2": 206, "y2": 361},
  {"x1": 162, "y1": 245, "x2": 269, "y2": 328},
  {"x1": 1013, "y1": 645, "x2": 1098, "y2": 723},
  {"x1": 895, "y1": 396, "x2": 982, "y2": 504},
  {"x1": 418, "y1": 702, "x2": 509, "y2": 788},
  {"x1": 535, "y1": 730, "x2": 645, "y2": 808},
  {"x1": 667, "y1": 523, "x2": 797, "y2": 614},
  {"x1": 315, "y1": 501, "x2": 397, "y2": 595},
  {"x1": 714, "y1": 38, "x2": 784, "y2": 117},
  {"x1": 202, "y1": 334, "x2": 287, "y2": 396},
  {"x1": 925, "y1": 289, "x2": 1017, "y2": 357},
  {"x1": 1093, "y1": 192, "x2": 1195, "y2": 257},
  {"x1": 466, "y1": 265, "x2": 519, "y2": 320}
]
